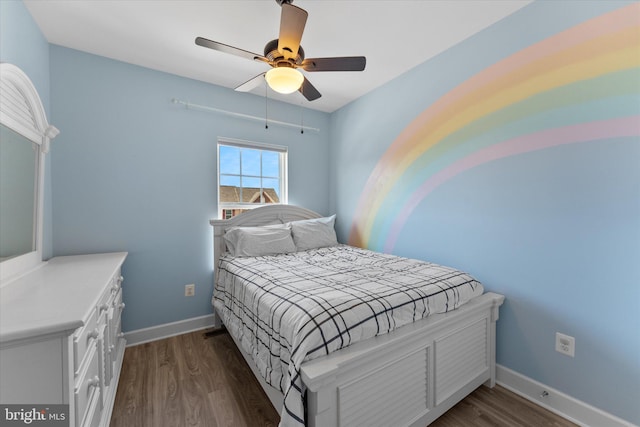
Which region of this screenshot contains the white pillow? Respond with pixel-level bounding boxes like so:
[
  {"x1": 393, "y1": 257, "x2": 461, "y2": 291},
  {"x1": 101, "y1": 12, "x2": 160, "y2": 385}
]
[
  {"x1": 224, "y1": 224, "x2": 296, "y2": 257},
  {"x1": 290, "y1": 215, "x2": 338, "y2": 251}
]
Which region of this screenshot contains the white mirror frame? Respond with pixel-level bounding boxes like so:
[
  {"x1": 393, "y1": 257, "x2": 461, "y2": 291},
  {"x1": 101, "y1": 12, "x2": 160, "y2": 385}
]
[{"x1": 0, "y1": 63, "x2": 59, "y2": 284}]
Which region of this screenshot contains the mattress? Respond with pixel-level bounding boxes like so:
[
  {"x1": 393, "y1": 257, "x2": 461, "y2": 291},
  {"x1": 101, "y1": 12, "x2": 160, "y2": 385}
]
[{"x1": 213, "y1": 244, "x2": 484, "y2": 427}]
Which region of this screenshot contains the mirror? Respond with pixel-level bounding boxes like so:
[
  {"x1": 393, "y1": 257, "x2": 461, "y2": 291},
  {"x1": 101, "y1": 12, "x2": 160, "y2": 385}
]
[
  {"x1": 0, "y1": 124, "x2": 39, "y2": 261},
  {"x1": 0, "y1": 63, "x2": 58, "y2": 283}
]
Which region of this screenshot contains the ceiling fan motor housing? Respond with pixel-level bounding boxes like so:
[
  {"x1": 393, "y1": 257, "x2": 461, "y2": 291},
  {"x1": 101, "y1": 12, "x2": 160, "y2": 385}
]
[{"x1": 264, "y1": 39, "x2": 305, "y2": 66}]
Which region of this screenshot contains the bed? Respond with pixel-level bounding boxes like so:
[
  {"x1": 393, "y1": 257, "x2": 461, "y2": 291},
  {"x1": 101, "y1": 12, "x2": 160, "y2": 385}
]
[{"x1": 210, "y1": 205, "x2": 504, "y2": 427}]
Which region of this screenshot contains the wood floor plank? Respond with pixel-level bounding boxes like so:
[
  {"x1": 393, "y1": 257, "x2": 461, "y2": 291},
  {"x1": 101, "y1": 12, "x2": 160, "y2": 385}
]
[{"x1": 110, "y1": 330, "x2": 575, "y2": 427}]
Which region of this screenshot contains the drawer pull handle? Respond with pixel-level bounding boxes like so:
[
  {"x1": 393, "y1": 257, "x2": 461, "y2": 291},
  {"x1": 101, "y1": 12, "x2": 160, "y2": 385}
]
[
  {"x1": 88, "y1": 376, "x2": 100, "y2": 389},
  {"x1": 119, "y1": 303, "x2": 125, "y2": 310},
  {"x1": 87, "y1": 329, "x2": 99, "y2": 341},
  {"x1": 112, "y1": 276, "x2": 124, "y2": 292},
  {"x1": 99, "y1": 304, "x2": 109, "y2": 313}
]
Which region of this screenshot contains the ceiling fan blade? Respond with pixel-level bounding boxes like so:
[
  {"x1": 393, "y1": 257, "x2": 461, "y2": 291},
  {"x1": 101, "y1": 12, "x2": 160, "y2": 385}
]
[
  {"x1": 195, "y1": 37, "x2": 266, "y2": 62},
  {"x1": 278, "y1": 4, "x2": 308, "y2": 60},
  {"x1": 301, "y1": 56, "x2": 366, "y2": 72},
  {"x1": 299, "y1": 77, "x2": 321, "y2": 101},
  {"x1": 235, "y1": 73, "x2": 266, "y2": 92}
]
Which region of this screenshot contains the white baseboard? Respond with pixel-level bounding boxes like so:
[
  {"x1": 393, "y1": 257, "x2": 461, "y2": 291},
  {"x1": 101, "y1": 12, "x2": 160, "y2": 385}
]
[
  {"x1": 496, "y1": 364, "x2": 636, "y2": 427},
  {"x1": 124, "y1": 314, "x2": 217, "y2": 346}
]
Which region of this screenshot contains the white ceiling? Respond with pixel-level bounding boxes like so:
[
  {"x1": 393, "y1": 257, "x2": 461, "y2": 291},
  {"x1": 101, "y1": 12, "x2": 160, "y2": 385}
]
[{"x1": 24, "y1": 0, "x2": 531, "y2": 113}]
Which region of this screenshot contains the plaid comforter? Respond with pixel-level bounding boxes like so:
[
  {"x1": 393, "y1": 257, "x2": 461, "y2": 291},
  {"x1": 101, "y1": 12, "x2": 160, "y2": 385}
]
[{"x1": 213, "y1": 245, "x2": 483, "y2": 427}]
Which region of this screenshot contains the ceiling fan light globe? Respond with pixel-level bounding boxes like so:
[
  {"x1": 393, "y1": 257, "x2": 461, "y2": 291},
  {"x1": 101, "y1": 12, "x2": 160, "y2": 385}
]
[{"x1": 265, "y1": 67, "x2": 304, "y2": 94}]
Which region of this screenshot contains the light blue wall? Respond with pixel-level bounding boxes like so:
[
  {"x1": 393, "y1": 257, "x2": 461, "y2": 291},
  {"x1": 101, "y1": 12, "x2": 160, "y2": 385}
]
[
  {"x1": 0, "y1": 0, "x2": 54, "y2": 259},
  {"x1": 49, "y1": 46, "x2": 331, "y2": 332},
  {"x1": 330, "y1": 1, "x2": 639, "y2": 424},
  {"x1": 0, "y1": 0, "x2": 49, "y2": 109}
]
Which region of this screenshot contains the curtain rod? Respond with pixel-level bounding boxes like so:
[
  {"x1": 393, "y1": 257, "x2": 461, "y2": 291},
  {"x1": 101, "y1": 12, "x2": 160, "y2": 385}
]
[{"x1": 171, "y1": 98, "x2": 320, "y2": 133}]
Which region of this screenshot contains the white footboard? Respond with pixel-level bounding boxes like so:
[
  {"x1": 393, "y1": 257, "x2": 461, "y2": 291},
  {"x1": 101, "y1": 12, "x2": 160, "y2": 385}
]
[{"x1": 301, "y1": 292, "x2": 504, "y2": 427}]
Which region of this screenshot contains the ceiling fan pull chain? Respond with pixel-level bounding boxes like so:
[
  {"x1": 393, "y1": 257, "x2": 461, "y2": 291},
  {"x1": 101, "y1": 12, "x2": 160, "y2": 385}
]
[
  {"x1": 300, "y1": 103, "x2": 304, "y2": 134},
  {"x1": 265, "y1": 84, "x2": 269, "y2": 129}
]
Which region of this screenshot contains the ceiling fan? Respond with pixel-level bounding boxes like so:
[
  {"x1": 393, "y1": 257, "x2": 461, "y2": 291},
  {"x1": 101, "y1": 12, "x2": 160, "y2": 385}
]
[{"x1": 195, "y1": 0, "x2": 366, "y2": 101}]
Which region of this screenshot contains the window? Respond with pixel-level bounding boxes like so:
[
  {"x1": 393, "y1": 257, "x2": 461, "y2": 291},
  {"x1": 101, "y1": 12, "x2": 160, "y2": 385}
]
[{"x1": 218, "y1": 138, "x2": 288, "y2": 219}]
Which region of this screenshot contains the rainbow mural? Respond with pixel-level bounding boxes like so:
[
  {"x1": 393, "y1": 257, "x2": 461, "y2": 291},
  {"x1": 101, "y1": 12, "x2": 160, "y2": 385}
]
[{"x1": 349, "y1": 3, "x2": 640, "y2": 253}]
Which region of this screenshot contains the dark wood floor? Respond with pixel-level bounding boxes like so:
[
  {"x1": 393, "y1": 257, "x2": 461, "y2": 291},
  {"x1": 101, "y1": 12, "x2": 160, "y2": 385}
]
[{"x1": 110, "y1": 330, "x2": 576, "y2": 427}]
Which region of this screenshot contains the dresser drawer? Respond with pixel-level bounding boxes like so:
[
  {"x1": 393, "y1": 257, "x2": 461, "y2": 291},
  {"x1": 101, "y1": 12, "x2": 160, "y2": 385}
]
[
  {"x1": 97, "y1": 271, "x2": 122, "y2": 322},
  {"x1": 113, "y1": 287, "x2": 124, "y2": 313},
  {"x1": 111, "y1": 289, "x2": 124, "y2": 338},
  {"x1": 111, "y1": 270, "x2": 123, "y2": 294},
  {"x1": 97, "y1": 288, "x2": 114, "y2": 325},
  {"x1": 74, "y1": 344, "x2": 101, "y2": 427},
  {"x1": 73, "y1": 308, "x2": 99, "y2": 376},
  {"x1": 82, "y1": 388, "x2": 103, "y2": 427},
  {"x1": 104, "y1": 269, "x2": 123, "y2": 300}
]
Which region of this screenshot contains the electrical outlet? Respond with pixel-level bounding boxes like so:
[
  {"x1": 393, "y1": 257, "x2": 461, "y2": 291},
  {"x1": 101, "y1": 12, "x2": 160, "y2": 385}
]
[
  {"x1": 185, "y1": 284, "x2": 195, "y2": 297},
  {"x1": 555, "y1": 332, "x2": 575, "y2": 357}
]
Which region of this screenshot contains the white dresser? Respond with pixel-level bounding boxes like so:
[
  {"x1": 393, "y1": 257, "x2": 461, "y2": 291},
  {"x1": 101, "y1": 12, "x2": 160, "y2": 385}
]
[{"x1": 0, "y1": 252, "x2": 128, "y2": 427}]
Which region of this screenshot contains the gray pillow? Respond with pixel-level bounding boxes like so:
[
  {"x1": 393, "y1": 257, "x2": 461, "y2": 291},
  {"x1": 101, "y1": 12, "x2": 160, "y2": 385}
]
[
  {"x1": 290, "y1": 215, "x2": 338, "y2": 251},
  {"x1": 224, "y1": 224, "x2": 296, "y2": 257}
]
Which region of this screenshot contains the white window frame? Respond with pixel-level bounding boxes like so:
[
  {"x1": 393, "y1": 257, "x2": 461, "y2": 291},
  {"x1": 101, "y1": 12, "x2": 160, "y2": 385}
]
[{"x1": 217, "y1": 137, "x2": 288, "y2": 218}]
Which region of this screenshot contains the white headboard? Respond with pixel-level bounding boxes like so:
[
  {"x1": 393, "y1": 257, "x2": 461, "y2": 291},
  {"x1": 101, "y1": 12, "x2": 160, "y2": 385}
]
[{"x1": 209, "y1": 204, "x2": 322, "y2": 278}]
